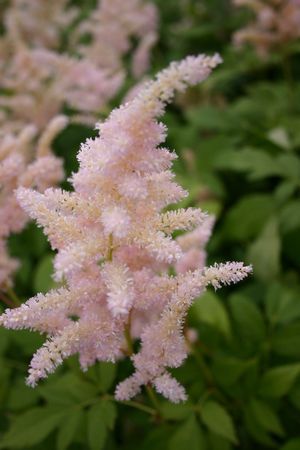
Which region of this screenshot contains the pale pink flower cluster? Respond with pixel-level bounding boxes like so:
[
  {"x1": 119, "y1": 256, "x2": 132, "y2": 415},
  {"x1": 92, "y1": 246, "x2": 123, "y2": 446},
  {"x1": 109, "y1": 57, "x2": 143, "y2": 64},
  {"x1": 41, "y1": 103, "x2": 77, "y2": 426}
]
[
  {"x1": 0, "y1": 0, "x2": 157, "y2": 283},
  {"x1": 0, "y1": 46, "x2": 123, "y2": 132},
  {"x1": 3, "y1": 0, "x2": 78, "y2": 49},
  {"x1": 0, "y1": 117, "x2": 67, "y2": 288},
  {"x1": 0, "y1": 0, "x2": 158, "y2": 132},
  {"x1": 75, "y1": 0, "x2": 158, "y2": 78},
  {"x1": 0, "y1": 55, "x2": 252, "y2": 403},
  {"x1": 233, "y1": 0, "x2": 300, "y2": 56}
]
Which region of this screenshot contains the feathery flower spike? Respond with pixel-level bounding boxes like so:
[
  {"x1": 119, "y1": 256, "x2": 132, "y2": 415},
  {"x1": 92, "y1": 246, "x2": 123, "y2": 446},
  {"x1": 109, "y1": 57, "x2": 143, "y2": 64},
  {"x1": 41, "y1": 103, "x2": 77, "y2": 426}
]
[{"x1": 0, "y1": 54, "x2": 252, "y2": 403}]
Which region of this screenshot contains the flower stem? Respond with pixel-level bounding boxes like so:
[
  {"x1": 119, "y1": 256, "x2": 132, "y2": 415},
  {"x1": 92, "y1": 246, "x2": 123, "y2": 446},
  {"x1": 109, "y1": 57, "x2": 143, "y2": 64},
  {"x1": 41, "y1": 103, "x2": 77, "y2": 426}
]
[
  {"x1": 124, "y1": 319, "x2": 134, "y2": 356},
  {"x1": 0, "y1": 293, "x2": 16, "y2": 308},
  {"x1": 107, "y1": 234, "x2": 113, "y2": 261},
  {"x1": 5, "y1": 286, "x2": 21, "y2": 306},
  {"x1": 120, "y1": 399, "x2": 156, "y2": 416},
  {"x1": 145, "y1": 385, "x2": 162, "y2": 417}
]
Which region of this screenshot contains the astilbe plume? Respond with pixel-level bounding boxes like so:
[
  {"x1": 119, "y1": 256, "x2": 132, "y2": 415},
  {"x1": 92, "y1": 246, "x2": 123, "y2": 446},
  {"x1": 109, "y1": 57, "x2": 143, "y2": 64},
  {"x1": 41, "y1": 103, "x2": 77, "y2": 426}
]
[
  {"x1": 233, "y1": 0, "x2": 300, "y2": 56},
  {"x1": 0, "y1": 20, "x2": 122, "y2": 132},
  {"x1": 0, "y1": 116, "x2": 67, "y2": 289},
  {"x1": 3, "y1": 0, "x2": 78, "y2": 50},
  {"x1": 0, "y1": 55, "x2": 252, "y2": 403},
  {"x1": 74, "y1": 0, "x2": 158, "y2": 79},
  {"x1": 0, "y1": 0, "x2": 157, "y2": 132}
]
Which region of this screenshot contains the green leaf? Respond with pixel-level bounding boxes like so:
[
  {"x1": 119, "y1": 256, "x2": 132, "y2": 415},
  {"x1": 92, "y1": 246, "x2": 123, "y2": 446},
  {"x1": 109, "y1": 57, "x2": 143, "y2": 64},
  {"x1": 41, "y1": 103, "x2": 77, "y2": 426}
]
[
  {"x1": 0, "y1": 328, "x2": 10, "y2": 354},
  {"x1": 161, "y1": 402, "x2": 193, "y2": 421},
  {"x1": 229, "y1": 294, "x2": 265, "y2": 347},
  {"x1": 280, "y1": 200, "x2": 300, "y2": 234},
  {"x1": 215, "y1": 148, "x2": 277, "y2": 180},
  {"x1": 280, "y1": 439, "x2": 300, "y2": 450},
  {"x1": 169, "y1": 414, "x2": 206, "y2": 450},
  {"x1": 249, "y1": 398, "x2": 284, "y2": 436},
  {"x1": 87, "y1": 404, "x2": 107, "y2": 450},
  {"x1": 267, "y1": 127, "x2": 291, "y2": 150},
  {"x1": 223, "y1": 195, "x2": 274, "y2": 241},
  {"x1": 212, "y1": 355, "x2": 252, "y2": 386},
  {"x1": 33, "y1": 254, "x2": 56, "y2": 293},
  {"x1": 0, "y1": 407, "x2": 65, "y2": 448},
  {"x1": 192, "y1": 291, "x2": 231, "y2": 337},
  {"x1": 247, "y1": 217, "x2": 281, "y2": 280},
  {"x1": 57, "y1": 409, "x2": 84, "y2": 450},
  {"x1": 201, "y1": 401, "x2": 237, "y2": 444},
  {"x1": 39, "y1": 373, "x2": 97, "y2": 405},
  {"x1": 259, "y1": 364, "x2": 300, "y2": 397},
  {"x1": 244, "y1": 405, "x2": 276, "y2": 447},
  {"x1": 265, "y1": 282, "x2": 300, "y2": 325},
  {"x1": 207, "y1": 432, "x2": 233, "y2": 450},
  {"x1": 99, "y1": 399, "x2": 117, "y2": 430},
  {"x1": 272, "y1": 322, "x2": 300, "y2": 357},
  {"x1": 275, "y1": 154, "x2": 300, "y2": 180},
  {"x1": 8, "y1": 379, "x2": 39, "y2": 411},
  {"x1": 97, "y1": 362, "x2": 116, "y2": 392}
]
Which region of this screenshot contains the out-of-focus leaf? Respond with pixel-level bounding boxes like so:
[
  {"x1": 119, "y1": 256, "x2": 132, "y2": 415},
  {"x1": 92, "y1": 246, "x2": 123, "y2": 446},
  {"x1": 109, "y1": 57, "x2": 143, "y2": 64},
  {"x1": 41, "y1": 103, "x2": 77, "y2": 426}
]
[
  {"x1": 280, "y1": 200, "x2": 300, "y2": 234},
  {"x1": 212, "y1": 355, "x2": 253, "y2": 386},
  {"x1": 0, "y1": 407, "x2": 65, "y2": 448},
  {"x1": 33, "y1": 254, "x2": 56, "y2": 293},
  {"x1": 271, "y1": 322, "x2": 300, "y2": 357},
  {"x1": 99, "y1": 399, "x2": 117, "y2": 430},
  {"x1": 57, "y1": 409, "x2": 84, "y2": 450},
  {"x1": 229, "y1": 294, "x2": 266, "y2": 347},
  {"x1": 98, "y1": 362, "x2": 117, "y2": 392},
  {"x1": 249, "y1": 398, "x2": 284, "y2": 436},
  {"x1": 192, "y1": 291, "x2": 231, "y2": 338},
  {"x1": 161, "y1": 402, "x2": 193, "y2": 421},
  {"x1": 8, "y1": 379, "x2": 39, "y2": 411},
  {"x1": 280, "y1": 439, "x2": 300, "y2": 450},
  {"x1": 266, "y1": 282, "x2": 300, "y2": 325},
  {"x1": 39, "y1": 373, "x2": 97, "y2": 405},
  {"x1": 247, "y1": 217, "x2": 281, "y2": 280},
  {"x1": 87, "y1": 403, "x2": 107, "y2": 450},
  {"x1": 169, "y1": 414, "x2": 206, "y2": 450},
  {"x1": 259, "y1": 364, "x2": 300, "y2": 397},
  {"x1": 201, "y1": 400, "x2": 237, "y2": 444},
  {"x1": 223, "y1": 195, "x2": 274, "y2": 241},
  {"x1": 207, "y1": 432, "x2": 233, "y2": 450},
  {"x1": 267, "y1": 127, "x2": 291, "y2": 150}
]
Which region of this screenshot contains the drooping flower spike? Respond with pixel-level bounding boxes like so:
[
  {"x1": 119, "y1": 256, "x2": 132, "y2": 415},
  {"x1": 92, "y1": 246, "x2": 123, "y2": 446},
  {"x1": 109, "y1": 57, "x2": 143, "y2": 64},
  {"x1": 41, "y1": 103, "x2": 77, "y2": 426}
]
[{"x1": 0, "y1": 54, "x2": 252, "y2": 403}]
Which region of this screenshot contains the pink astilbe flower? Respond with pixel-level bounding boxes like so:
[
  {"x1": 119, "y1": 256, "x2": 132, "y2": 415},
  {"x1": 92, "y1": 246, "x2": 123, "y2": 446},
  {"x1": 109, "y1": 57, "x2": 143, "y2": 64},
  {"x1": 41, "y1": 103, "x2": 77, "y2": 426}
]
[
  {"x1": 0, "y1": 116, "x2": 66, "y2": 288},
  {"x1": 75, "y1": 0, "x2": 158, "y2": 78},
  {"x1": 233, "y1": 0, "x2": 300, "y2": 56},
  {"x1": 4, "y1": 0, "x2": 78, "y2": 50},
  {"x1": 0, "y1": 45, "x2": 123, "y2": 132},
  {"x1": 0, "y1": 55, "x2": 252, "y2": 403},
  {"x1": 0, "y1": 0, "x2": 157, "y2": 132}
]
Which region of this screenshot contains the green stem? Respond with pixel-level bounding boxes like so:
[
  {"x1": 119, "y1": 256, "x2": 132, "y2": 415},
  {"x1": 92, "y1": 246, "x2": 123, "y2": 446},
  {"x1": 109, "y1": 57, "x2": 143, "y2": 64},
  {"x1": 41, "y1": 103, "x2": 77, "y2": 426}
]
[
  {"x1": 107, "y1": 234, "x2": 113, "y2": 261},
  {"x1": 5, "y1": 286, "x2": 21, "y2": 306},
  {"x1": 0, "y1": 293, "x2": 16, "y2": 309},
  {"x1": 145, "y1": 385, "x2": 162, "y2": 417},
  {"x1": 120, "y1": 399, "x2": 156, "y2": 416},
  {"x1": 104, "y1": 394, "x2": 156, "y2": 416},
  {"x1": 124, "y1": 319, "x2": 134, "y2": 356}
]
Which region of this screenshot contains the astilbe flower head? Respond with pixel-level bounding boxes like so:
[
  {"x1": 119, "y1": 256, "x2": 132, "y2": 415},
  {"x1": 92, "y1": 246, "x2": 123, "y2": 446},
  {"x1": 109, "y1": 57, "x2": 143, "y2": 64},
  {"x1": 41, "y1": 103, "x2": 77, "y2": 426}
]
[
  {"x1": 0, "y1": 54, "x2": 252, "y2": 403},
  {"x1": 3, "y1": 0, "x2": 78, "y2": 50},
  {"x1": 0, "y1": 116, "x2": 67, "y2": 288},
  {"x1": 74, "y1": 0, "x2": 158, "y2": 78},
  {"x1": 233, "y1": 0, "x2": 300, "y2": 56},
  {"x1": 0, "y1": 0, "x2": 157, "y2": 132}
]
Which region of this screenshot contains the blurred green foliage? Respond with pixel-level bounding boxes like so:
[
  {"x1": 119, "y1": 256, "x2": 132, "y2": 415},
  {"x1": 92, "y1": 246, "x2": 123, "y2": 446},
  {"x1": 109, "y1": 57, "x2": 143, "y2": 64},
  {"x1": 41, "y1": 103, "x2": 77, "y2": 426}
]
[{"x1": 1, "y1": 0, "x2": 300, "y2": 449}]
